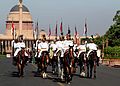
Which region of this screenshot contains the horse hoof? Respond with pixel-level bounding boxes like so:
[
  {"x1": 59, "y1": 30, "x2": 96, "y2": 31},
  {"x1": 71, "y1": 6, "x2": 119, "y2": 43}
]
[
  {"x1": 44, "y1": 73, "x2": 47, "y2": 78},
  {"x1": 67, "y1": 82, "x2": 71, "y2": 84},
  {"x1": 61, "y1": 76, "x2": 64, "y2": 80},
  {"x1": 52, "y1": 71, "x2": 55, "y2": 74},
  {"x1": 42, "y1": 72, "x2": 47, "y2": 79},
  {"x1": 43, "y1": 73, "x2": 45, "y2": 78},
  {"x1": 80, "y1": 72, "x2": 85, "y2": 77}
]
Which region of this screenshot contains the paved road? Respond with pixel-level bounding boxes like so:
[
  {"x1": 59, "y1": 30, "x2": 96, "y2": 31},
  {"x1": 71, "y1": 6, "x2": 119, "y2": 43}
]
[{"x1": 0, "y1": 58, "x2": 120, "y2": 86}]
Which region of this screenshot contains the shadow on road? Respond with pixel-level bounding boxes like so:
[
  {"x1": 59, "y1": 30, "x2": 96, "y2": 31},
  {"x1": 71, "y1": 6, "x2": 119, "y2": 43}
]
[{"x1": 11, "y1": 71, "x2": 19, "y2": 77}]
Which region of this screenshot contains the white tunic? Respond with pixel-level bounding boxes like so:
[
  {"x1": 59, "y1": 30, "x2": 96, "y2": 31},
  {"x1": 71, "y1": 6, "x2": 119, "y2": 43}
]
[
  {"x1": 77, "y1": 44, "x2": 86, "y2": 51},
  {"x1": 50, "y1": 43, "x2": 57, "y2": 51},
  {"x1": 87, "y1": 43, "x2": 97, "y2": 50},
  {"x1": 87, "y1": 43, "x2": 98, "y2": 58},
  {"x1": 56, "y1": 41, "x2": 63, "y2": 50},
  {"x1": 39, "y1": 42, "x2": 48, "y2": 51},
  {"x1": 63, "y1": 40, "x2": 73, "y2": 51}
]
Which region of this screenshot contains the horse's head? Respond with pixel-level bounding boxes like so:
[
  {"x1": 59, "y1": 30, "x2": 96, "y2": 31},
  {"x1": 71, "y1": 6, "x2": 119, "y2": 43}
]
[{"x1": 69, "y1": 45, "x2": 74, "y2": 59}]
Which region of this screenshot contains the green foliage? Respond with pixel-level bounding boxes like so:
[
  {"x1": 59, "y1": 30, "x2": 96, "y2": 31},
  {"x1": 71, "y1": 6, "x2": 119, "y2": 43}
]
[
  {"x1": 104, "y1": 46, "x2": 120, "y2": 59},
  {"x1": 105, "y1": 10, "x2": 120, "y2": 47},
  {"x1": 94, "y1": 36, "x2": 103, "y2": 49},
  {"x1": 0, "y1": 54, "x2": 6, "y2": 59}
]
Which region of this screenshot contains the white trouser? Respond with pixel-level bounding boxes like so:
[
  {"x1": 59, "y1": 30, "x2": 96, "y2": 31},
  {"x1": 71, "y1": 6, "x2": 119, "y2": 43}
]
[
  {"x1": 37, "y1": 49, "x2": 48, "y2": 58},
  {"x1": 14, "y1": 48, "x2": 21, "y2": 57},
  {"x1": 56, "y1": 48, "x2": 64, "y2": 57},
  {"x1": 14, "y1": 48, "x2": 28, "y2": 57},
  {"x1": 87, "y1": 50, "x2": 94, "y2": 58},
  {"x1": 78, "y1": 50, "x2": 86, "y2": 58},
  {"x1": 25, "y1": 52, "x2": 28, "y2": 56},
  {"x1": 38, "y1": 50, "x2": 42, "y2": 58}
]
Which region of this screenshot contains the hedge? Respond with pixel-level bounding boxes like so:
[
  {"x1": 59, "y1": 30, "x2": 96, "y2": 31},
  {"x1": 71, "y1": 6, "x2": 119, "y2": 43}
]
[{"x1": 104, "y1": 46, "x2": 120, "y2": 59}]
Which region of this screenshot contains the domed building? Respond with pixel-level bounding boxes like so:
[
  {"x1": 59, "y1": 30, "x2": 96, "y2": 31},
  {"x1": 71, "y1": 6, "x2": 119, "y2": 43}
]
[
  {"x1": 0, "y1": 0, "x2": 82, "y2": 55},
  {"x1": 0, "y1": 0, "x2": 50, "y2": 55},
  {"x1": 0, "y1": 1, "x2": 36, "y2": 54},
  {"x1": 6, "y1": 4, "x2": 33, "y2": 39}
]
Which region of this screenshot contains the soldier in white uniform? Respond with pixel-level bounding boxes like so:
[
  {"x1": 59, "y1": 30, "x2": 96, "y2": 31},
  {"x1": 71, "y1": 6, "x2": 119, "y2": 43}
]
[
  {"x1": 56, "y1": 37, "x2": 64, "y2": 57},
  {"x1": 63, "y1": 34, "x2": 73, "y2": 54},
  {"x1": 12, "y1": 35, "x2": 28, "y2": 65},
  {"x1": 37, "y1": 38, "x2": 49, "y2": 58},
  {"x1": 87, "y1": 40, "x2": 98, "y2": 58},
  {"x1": 13, "y1": 36, "x2": 28, "y2": 57}
]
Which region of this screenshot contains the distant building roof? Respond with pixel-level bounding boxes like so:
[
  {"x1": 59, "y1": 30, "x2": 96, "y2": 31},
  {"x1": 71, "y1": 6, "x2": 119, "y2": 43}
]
[{"x1": 10, "y1": 5, "x2": 29, "y2": 12}]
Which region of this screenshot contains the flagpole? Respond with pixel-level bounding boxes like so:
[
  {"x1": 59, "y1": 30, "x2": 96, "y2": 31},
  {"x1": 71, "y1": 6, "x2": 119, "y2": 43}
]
[
  {"x1": 36, "y1": 20, "x2": 39, "y2": 59},
  {"x1": 49, "y1": 24, "x2": 51, "y2": 42},
  {"x1": 55, "y1": 21, "x2": 57, "y2": 40},
  {"x1": 12, "y1": 20, "x2": 14, "y2": 58},
  {"x1": 84, "y1": 18, "x2": 87, "y2": 63},
  {"x1": 75, "y1": 26, "x2": 77, "y2": 44}
]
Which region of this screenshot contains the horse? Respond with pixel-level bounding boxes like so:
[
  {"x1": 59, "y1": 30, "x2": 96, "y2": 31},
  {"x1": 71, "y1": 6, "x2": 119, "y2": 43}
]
[
  {"x1": 40, "y1": 51, "x2": 49, "y2": 78},
  {"x1": 16, "y1": 48, "x2": 28, "y2": 77},
  {"x1": 78, "y1": 52, "x2": 86, "y2": 77},
  {"x1": 63, "y1": 46, "x2": 75, "y2": 84},
  {"x1": 86, "y1": 50, "x2": 98, "y2": 78}
]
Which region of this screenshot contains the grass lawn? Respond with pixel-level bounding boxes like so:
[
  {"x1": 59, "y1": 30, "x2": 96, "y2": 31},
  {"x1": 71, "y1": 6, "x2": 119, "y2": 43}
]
[{"x1": 0, "y1": 54, "x2": 6, "y2": 59}]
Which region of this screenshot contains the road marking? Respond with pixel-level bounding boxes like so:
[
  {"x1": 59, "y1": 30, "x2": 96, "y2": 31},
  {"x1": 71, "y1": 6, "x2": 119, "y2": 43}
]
[{"x1": 31, "y1": 63, "x2": 64, "y2": 86}]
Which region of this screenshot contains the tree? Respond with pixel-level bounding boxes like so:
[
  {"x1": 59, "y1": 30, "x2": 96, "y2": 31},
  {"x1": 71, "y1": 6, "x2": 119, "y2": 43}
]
[{"x1": 105, "y1": 10, "x2": 120, "y2": 47}]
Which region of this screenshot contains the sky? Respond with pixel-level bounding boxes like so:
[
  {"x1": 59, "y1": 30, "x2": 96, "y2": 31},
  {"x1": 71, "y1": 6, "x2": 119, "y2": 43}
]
[{"x1": 0, "y1": 0, "x2": 120, "y2": 36}]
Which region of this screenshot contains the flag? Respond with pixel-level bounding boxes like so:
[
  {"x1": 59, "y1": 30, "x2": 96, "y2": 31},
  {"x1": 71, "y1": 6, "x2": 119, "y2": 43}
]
[
  {"x1": 75, "y1": 26, "x2": 77, "y2": 37},
  {"x1": 11, "y1": 22, "x2": 15, "y2": 36},
  {"x1": 48, "y1": 25, "x2": 51, "y2": 37},
  {"x1": 60, "y1": 21, "x2": 63, "y2": 35},
  {"x1": 33, "y1": 21, "x2": 38, "y2": 40},
  {"x1": 55, "y1": 23, "x2": 57, "y2": 37},
  {"x1": 36, "y1": 21, "x2": 39, "y2": 39},
  {"x1": 84, "y1": 20, "x2": 87, "y2": 35},
  {"x1": 33, "y1": 28, "x2": 37, "y2": 40},
  {"x1": 68, "y1": 25, "x2": 70, "y2": 34}
]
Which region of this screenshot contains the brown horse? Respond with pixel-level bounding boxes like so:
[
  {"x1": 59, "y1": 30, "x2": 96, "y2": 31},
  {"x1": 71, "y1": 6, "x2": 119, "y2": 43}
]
[
  {"x1": 39, "y1": 51, "x2": 49, "y2": 78},
  {"x1": 86, "y1": 50, "x2": 98, "y2": 78},
  {"x1": 16, "y1": 48, "x2": 28, "y2": 77},
  {"x1": 63, "y1": 46, "x2": 75, "y2": 84}
]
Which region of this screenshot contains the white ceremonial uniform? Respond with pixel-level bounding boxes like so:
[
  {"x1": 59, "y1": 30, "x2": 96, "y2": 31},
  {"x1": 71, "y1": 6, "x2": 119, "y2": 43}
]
[
  {"x1": 63, "y1": 40, "x2": 73, "y2": 54},
  {"x1": 50, "y1": 42, "x2": 57, "y2": 56},
  {"x1": 14, "y1": 41, "x2": 28, "y2": 57},
  {"x1": 38, "y1": 42, "x2": 49, "y2": 58},
  {"x1": 87, "y1": 43, "x2": 97, "y2": 58},
  {"x1": 77, "y1": 44, "x2": 86, "y2": 58},
  {"x1": 56, "y1": 41, "x2": 64, "y2": 57},
  {"x1": 50, "y1": 42, "x2": 57, "y2": 51}
]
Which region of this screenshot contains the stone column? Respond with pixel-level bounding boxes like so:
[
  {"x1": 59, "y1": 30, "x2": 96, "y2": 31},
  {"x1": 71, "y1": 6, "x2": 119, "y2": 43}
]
[{"x1": 19, "y1": 0, "x2": 23, "y2": 35}]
